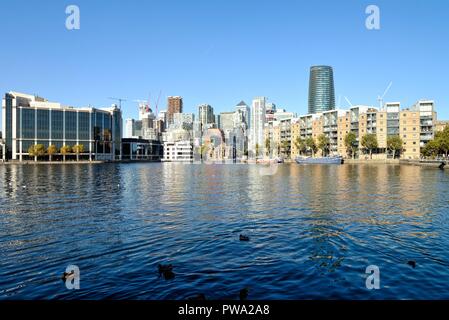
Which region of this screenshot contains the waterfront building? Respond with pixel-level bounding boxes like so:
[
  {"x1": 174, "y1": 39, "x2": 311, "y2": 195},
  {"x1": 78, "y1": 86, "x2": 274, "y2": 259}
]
[
  {"x1": 198, "y1": 104, "x2": 215, "y2": 128},
  {"x1": 436, "y1": 120, "x2": 449, "y2": 132},
  {"x1": 125, "y1": 119, "x2": 136, "y2": 138},
  {"x1": 250, "y1": 97, "x2": 267, "y2": 158},
  {"x1": 121, "y1": 138, "x2": 162, "y2": 161},
  {"x1": 167, "y1": 96, "x2": 183, "y2": 126},
  {"x1": 322, "y1": 109, "x2": 347, "y2": 155},
  {"x1": 274, "y1": 109, "x2": 297, "y2": 122},
  {"x1": 308, "y1": 65, "x2": 335, "y2": 114},
  {"x1": 162, "y1": 140, "x2": 193, "y2": 162},
  {"x1": 2, "y1": 92, "x2": 122, "y2": 161}
]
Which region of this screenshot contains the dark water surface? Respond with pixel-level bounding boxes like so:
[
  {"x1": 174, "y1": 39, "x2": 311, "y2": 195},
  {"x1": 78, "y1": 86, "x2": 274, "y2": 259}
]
[{"x1": 1, "y1": 163, "x2": 449, "y2": 299}]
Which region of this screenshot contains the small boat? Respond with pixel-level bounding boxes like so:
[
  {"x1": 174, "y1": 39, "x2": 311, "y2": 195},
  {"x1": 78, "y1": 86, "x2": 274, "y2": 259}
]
[{"x1": 295, "y1": 156, "x2": 343, "y2": 164}]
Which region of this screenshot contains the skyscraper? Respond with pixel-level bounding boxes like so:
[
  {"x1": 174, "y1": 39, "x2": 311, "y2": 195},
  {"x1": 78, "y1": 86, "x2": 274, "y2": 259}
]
[
  {"x1": 198, "y1": 104, "x2": 215, "y2": 128},
  {"x1": 250, "y1": 97, "x2": 266, "y2": 158},
  {"x1": 167, "y1": 96, "x2": 183, "y2": 125},
  {"x1": 308, "y1": 65, "x2": 335, "y2": 114}
]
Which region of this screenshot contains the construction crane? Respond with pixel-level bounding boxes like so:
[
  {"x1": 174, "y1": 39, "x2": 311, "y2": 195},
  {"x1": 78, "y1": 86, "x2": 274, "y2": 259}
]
[
  {"x1": 377, "y1": 82, "x2": 393, "y2": 110},
  {"x1": 153, "y1": 90, "x2": 162, "y2": 117},
  {"x1": 344, "y1": 96, "x2": 354, "y2": 108},
  {"x1": 108, "y1": 97, "x2": 127, "y2": 109}
]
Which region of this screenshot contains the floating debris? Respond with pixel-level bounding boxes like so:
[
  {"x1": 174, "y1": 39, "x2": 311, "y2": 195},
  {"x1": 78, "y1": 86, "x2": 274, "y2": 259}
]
[
  {"x1": 239, "y1": 234, "x2": 250, "y2": 241},
  {"x1": 239, "y1": 288, "x2": 249, "y2": 300}
]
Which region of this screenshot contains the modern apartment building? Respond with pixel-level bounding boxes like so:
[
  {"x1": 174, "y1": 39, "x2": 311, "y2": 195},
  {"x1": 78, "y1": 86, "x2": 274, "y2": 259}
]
[
  {"x1": 2, "y1": 91, "x2": 122, "y2": 161},
  {"x1": 274, "y1": 100, "x2": 438, "y2": 160}
]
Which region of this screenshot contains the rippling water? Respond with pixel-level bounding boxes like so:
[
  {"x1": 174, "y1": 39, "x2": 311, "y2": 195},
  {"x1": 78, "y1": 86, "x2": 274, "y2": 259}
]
[{"x1": 1, "y1": 163, "x2": 449, "y2": 299}]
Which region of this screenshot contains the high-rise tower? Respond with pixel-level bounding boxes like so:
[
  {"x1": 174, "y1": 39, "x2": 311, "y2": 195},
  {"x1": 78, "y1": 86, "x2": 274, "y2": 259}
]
[{"x1": 308, "y1": 65, "x2": 335, "y2": 114}]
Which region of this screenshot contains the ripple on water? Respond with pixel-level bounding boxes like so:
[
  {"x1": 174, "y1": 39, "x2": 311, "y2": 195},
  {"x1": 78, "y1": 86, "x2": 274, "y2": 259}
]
[{"x1": 1, "y1": 163, "x2": 449, "y2": 299}]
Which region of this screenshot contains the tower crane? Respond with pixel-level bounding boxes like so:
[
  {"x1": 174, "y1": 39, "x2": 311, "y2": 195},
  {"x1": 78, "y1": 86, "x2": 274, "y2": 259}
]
[
  {"x1": 377, "y1": 82, "x2": 393, "y2": 110},
  {"x1": 108, "y1": 97, "x2": 127, "y2": 109}
]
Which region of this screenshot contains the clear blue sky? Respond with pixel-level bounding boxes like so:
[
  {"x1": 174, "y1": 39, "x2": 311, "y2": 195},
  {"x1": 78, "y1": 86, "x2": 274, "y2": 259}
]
[{"x1": 1, "y1": 0, "x2": 448, "y2": 122}]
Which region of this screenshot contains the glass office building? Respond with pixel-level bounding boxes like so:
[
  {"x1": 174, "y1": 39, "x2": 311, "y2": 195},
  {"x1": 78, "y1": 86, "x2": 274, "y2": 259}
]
[
  {"x1": 308, "y1": 65, "x2": 336, "y2": 114},
  {"x1": 1, "y1": 92, "x2": 122, "y2": 161}
]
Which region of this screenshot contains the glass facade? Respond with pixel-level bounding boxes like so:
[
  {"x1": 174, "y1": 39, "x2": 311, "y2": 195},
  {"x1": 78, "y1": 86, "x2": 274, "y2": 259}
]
[
  {"x1": 308, "y1": 66, "x2": 335, "y2": 114},
  {"x1": 3, "y1": 92, "x2": 122, "y2": 160}
]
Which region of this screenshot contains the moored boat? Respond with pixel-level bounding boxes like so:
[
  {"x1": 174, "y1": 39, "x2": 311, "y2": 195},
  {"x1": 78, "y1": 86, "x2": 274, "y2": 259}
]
[{"x1": 295, "y1": 156, "x2": 343, "y2": 164}]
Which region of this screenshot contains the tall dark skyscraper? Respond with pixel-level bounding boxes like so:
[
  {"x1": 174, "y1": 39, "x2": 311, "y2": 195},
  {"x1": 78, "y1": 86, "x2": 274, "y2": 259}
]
[{"x1": 308, "y1": 65, "x2": 335, "y2": 114}]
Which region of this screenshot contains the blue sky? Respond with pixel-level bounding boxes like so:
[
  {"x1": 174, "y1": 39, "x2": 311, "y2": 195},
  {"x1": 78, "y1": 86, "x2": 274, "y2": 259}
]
[{"x1": 1, "y1": 0, "x2": 448, "y2": 122}]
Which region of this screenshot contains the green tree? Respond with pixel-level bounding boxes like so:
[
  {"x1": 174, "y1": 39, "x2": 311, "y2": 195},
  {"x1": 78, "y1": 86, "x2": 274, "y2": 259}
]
[
  {"x1": 28, "y1": 144, "x2": 46, "y2": 162},
  {"x1": 60, "y1": 145, "x2": 72, "y2": 162},
  {"x1": 361, "y1": 134, "x2": 378, "y2": 159},
  {"x1": 293, "y1": 136, "x2": 307, "y2": 156},
  {"x1": 47, "y1": 144, "x2": 58, "y2": 162},
  {"x1": 305, "y1": 137, "x2": 317, "y2": 157},
  {"x1": 344, "y1": 131, "x2": 358, "y2": 159},
  {"x1": 72, "y1": 144, "x2": 84, "y2": 161},
  {"x1": 387, "y1": 135, "x2": 403, "y2": 159},
  {"x1": 435, "y1": 126, "x2": 449, "y2": 157},
  {"x1": 317, "y1": 134, "x2": 330, "y2": 157},
  {"x1": 422, "y1": 139, "x2": 440, "y2": 158},
  {"x1": 255, "y1": 143, "x2": 260, "y2": 159}
]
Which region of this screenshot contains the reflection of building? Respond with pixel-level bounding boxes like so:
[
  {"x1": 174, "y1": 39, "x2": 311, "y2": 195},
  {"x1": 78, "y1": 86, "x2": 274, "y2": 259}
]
[
  {"x1": 121, "y1": 138, "x2": 162, "y2": 161},
  {"x1": 2, "y1": 91, "x2": 122, "y2": 161}
]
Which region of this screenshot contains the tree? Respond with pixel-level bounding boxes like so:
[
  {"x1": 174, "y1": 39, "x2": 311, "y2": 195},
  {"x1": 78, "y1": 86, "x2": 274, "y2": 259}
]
[
  {"x1": 422, "y1": 140, "x2": 440, "y2": 158},
  {"x1": 255, "y1": 143, "x2": 260, "y2": 159},
  {"x1": 305, "y1": 137, "x2": 317, "y2": 157},
  {"x1": 317, "y1": 134, "x2": 330, "y2": 157},
  {"x1": 60, "y1": 145, "x2": 72, "y2": 162},
  {"x1": 28, "y1": 144, "x2": 46, "y2": 162},
  {"x1": 293, "y1": 136, "x2": 307, "y2": 156},
  {"x1": 435, "y1": 126, "x2": 449, "y2": 157},
  {"x1": 387, "y1": 135, "x2": 403, "y2": 159},
  {"x1": 361, "y1": 134, "x2": 378, "y2": 159},
  {"x1": 265, "y1": 138, "x2": 271, "y2": 157},
  {"x1": 344, "y1": 131, "x2": 358, "y2": 159},
  {"x1": 72, "y1": 144, "x2": 84, "y2": 161},
  {"x1": 47, "y1": 145, "x2": 58, "y2": 162}
]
